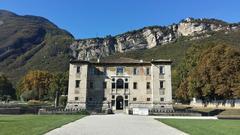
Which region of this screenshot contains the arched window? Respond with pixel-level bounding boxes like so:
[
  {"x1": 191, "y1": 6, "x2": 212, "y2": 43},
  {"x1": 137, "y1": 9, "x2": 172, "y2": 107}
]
[{"x1": 116, "y1": 79, "x2": 124, "y2": 89}]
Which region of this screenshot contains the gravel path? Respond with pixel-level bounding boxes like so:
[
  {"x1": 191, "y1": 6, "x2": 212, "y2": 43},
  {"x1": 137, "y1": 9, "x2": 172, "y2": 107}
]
[{"x1": 45, "y1": 114, "x2": 187, "y2": 135}]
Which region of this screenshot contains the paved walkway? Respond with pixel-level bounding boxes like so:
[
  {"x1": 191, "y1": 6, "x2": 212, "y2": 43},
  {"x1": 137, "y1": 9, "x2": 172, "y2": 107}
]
[{"x1": 45, "y1": 114, "x2": 187, "y2": 135}]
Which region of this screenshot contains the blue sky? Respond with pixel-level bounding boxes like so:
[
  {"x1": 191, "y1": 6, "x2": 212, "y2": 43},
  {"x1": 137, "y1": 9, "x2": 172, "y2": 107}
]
[{"x1": 0, "y1": 0, "x2": 239, "y2": 39}]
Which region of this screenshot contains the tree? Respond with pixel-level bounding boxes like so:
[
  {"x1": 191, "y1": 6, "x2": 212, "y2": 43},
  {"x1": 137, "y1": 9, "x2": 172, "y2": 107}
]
[
  {"x1": 0, "y1": 75, "x2": 16, "y2": 100},
  {"x1": 17, "y1": 70, "x2": 53, "y2": 100},
  {"x1": 175, "y1": 44, "x2": 207, "y2": 101},
  {"x1": 176, "y1": 44, "x2": 240, "y2": 102},
  {"x1": 49, "y1": 72, "x2": 68, "y2": 100}
]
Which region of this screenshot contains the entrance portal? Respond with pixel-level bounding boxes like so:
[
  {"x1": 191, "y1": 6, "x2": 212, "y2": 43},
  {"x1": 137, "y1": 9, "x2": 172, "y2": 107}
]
[{"x1": 116, "y1": 96, "x2": 123, "y2": 110}]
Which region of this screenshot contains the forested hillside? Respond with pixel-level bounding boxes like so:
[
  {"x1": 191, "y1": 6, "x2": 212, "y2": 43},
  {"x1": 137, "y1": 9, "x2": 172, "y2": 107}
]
[{"x1": 0, "y1": 10, "x2": 74, "y2": 84}]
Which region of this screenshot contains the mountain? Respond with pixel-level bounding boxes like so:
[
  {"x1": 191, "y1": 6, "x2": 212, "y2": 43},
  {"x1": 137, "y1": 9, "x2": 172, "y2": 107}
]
[
  {"x1": 99, "y1": 29, "x2": 240, "y2": 96},
  {"x1": 0, "y1": 10, "x2": 74, "y2": 84},
  {"x1": 70, "y1": 18, "x2": 240, "y2": 94},
  {"x1": 71, "y1": 17, "x2": 240, "y2": 61},
  {"x1": 0, "y1": 9, "x2": 240, "y2": 86}
]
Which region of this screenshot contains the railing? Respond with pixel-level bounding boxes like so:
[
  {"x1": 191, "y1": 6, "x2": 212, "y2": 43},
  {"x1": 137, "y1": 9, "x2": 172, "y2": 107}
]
[
  {"x1": 146, "y1": 90, "x2": 152, "y2": 94},
  {"x1": 38, "y1": 107, "x2": 88, "y2": 115},
  {"x1": 125, "y1": 89, "x2": 130, "y2": 94},
  {"x1": 159, "y1": 89, "x2": 165, "y2": 95},
  {"x1": 74, "y1": 90, "x2": 80, "y2": 94},
  {"x1": 111, "y1": 89, "x2": 130, "y2": 95},
  {"x1": 159, "y1": 74, "x2": 164, "y2": 79},
  {"x1": 75, "y1": 73, "x2": 81, "y2": 78}
]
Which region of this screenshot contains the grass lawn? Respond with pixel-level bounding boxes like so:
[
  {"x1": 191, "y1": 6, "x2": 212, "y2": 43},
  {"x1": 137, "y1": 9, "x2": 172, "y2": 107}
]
[
  {"x1": 157, "y1": 119, "x2": 240, "y2": 135},
  {"x1": 219, "y1": 109, "x2": 240, "y2": 116},
  {"x1": 0, "y1": 115, "x2": 85, "y2": 135}
]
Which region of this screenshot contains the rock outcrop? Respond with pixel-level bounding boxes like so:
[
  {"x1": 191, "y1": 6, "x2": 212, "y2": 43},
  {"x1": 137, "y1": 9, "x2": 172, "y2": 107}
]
[{"x1": 72, "y1": 18, "x2": 240, "y2": 60}]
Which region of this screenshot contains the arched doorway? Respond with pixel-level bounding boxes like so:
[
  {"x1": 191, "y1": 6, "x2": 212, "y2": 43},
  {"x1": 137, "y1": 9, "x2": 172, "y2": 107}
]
[
  {"x1": 116, "y1": 79, "x2": 124, "y2": 89},
  {"x1": 116, "y1": 96, "x2": 123, "y2": 110}
]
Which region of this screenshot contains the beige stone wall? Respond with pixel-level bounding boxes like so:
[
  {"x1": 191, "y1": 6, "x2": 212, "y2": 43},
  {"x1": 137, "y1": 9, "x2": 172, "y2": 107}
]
[
  {"x1": 66, "y1": 63, "x2": 88, "y2": 109},
  {"x1": 152, "y1": 63, "x2": 172, "y2": 108},
  {"x1": 66, "y1": 62, "x2": 173, "y2": 111}
]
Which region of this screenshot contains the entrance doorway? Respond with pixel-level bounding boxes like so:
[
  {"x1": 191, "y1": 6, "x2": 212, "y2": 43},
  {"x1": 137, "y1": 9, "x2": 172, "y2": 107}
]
[{"x1": 116, "y1": 96, "x2": 123, "y2": 110}]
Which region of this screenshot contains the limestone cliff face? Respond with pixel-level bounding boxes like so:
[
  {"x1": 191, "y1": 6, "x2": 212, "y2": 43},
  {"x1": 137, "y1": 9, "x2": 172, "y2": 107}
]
[{"x1": 72, "y1": 18, "x2": 240, "y2": 60}]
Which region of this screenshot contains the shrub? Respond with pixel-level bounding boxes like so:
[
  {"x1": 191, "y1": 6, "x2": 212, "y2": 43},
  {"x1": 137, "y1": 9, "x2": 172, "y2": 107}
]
[
  {"x1": 59, "y1": 95, "x2": 67, "y2": 107},
  {"x1": 76, "y1": 110, "x2": 90, "y2": 115},
  {"x1": 21, "y1": 90, "x2": 38, "y2": 101}
]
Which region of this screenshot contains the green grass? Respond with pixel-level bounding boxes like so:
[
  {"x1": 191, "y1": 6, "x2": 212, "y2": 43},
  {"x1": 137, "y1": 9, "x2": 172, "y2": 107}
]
[
  {"x1": 157, "y1": 119, "x2": 240, "y2": 135},
  {"x1": 219, "y1": 109, "x2": 240, "y2": 116},
  {"x1": 0, "y1": 115, "x2": 85, "y2": 135}
]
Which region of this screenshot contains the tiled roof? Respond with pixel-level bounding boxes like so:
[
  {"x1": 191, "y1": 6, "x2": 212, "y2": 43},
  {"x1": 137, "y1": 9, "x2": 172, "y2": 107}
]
[
  {"x1": 70, "y1": 57, "x2": 172, "y2": 64},
  {"x1": 95, "y1": 57, "x2": 149, "y2": 64}
]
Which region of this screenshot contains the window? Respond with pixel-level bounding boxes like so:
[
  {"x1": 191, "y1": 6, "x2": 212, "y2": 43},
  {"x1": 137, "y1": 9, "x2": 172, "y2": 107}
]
[
  {"x1": 116, "y1": 79, "x2": 124, "y2": 89},
  {"x1": 75, "y1": 97, "x2": 79, "y2": 101},
  {"x1": 133, "y1": 82, "x2": 137, "y2": 89},
  {"x1": 133, "y1": 67, "x2": 138, "y2": 75},
  {"x1": 90, "y1": 68, "x2": 94, "y2": 75},
  {"x1": 94, "y1": 68, "x2": 99, "y2": 75},
  {"x1": 160, "y1": 98, "x2": 164, "y2": 102},
  {"x1": 90, "y1": 81, "x2": 94, "y2": 89},
  {"x1": 112, "y1": 95, "x2": 115, "y2": 99},
  {"x1": 147, "y1": 98, "x2": 151, "y2": 101},
  {"x1": 125, "y1": 83, "x2": 129, "y2": 89},
  {"x1": 125, "y1": 95, "x2": 128, "y2": 99},
  {"x1": 88, "y1": 97, "x2": 92, "y2": 101},
  {"x1": 116, "y1": 67, "x2": 124, "y2": 75},
  {"x1": 111, "y1": 100, "x2": 115, "y2": 106},
  {"x1": 103, "y1": 97, "x2": 107, "y2": 101},
  {"x1": 146, "y1": 82, "x2": 151, "y2": 89},
  {"x1": 76, "y1": 66, "x2": 80, "y2": 73},
  {"x1": 146, "y1": 68, "x2": 150, "y2": 75},
  {"x1": 103, "y1": 67, "x2": 107, "y2": 75},
  {"x1": 75, "y1": 80, "x2": 80, "y2": 88},
  {"x1": 103, "y1": 82, "x2": 107, "y2": 89},
  {"x1": 133, "y1": 98, "x2": 137, "y2": 101},
  {"x1": 112, "y1": 83, "x2": 116, "y2": 89},
  {"x1": 160, "y1": 66, "x2": 165, "y2": 75},
  {"x1": 125, "y1": 100, "x2": 128, "y2": 107},
  {"x1": 160, "y1": 81, "x2": 164, "y2": 89}
]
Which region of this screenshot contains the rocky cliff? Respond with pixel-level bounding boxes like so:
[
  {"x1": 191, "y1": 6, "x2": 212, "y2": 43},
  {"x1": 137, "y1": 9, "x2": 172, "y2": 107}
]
[{"x1": 71, "y1": 18, "x2": 240, "y2": 60}]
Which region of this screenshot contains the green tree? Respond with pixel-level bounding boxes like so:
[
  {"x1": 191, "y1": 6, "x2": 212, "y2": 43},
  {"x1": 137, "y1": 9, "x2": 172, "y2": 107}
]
[
  {"x1": 0, "y1": 75, "x2": 16, "y2": 100},
  {"x1": 175, "y1": 44, "x2": 207, "y2": 101},
  {"x1": 49, "y1": 72, "x2": 68, "y2": 100}
]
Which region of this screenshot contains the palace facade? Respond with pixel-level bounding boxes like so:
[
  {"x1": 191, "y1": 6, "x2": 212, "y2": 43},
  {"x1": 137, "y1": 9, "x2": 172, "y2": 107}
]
[{"x1": 66, "y1": 57, "x2": 173, "y2": 113}]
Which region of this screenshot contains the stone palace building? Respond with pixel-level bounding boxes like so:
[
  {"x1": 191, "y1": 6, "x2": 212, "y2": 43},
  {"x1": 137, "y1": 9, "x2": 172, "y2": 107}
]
[{"x1": 66, "y1": 57, "x2": 173, "y2": 113}]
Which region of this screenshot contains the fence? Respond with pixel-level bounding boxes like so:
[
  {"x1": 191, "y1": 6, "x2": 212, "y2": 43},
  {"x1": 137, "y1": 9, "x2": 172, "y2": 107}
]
[
  {"x1": 191, "y1": 99, "x2": 240, "y2": 108},
  {"x1": 38, "y1": 107, "x2": 89, "y2": 115}
]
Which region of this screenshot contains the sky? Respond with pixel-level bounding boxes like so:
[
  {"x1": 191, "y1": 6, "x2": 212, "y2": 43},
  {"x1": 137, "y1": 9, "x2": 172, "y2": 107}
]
[{"x1": 0, "y1": 0, "x2": 240, "y2": 39}]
